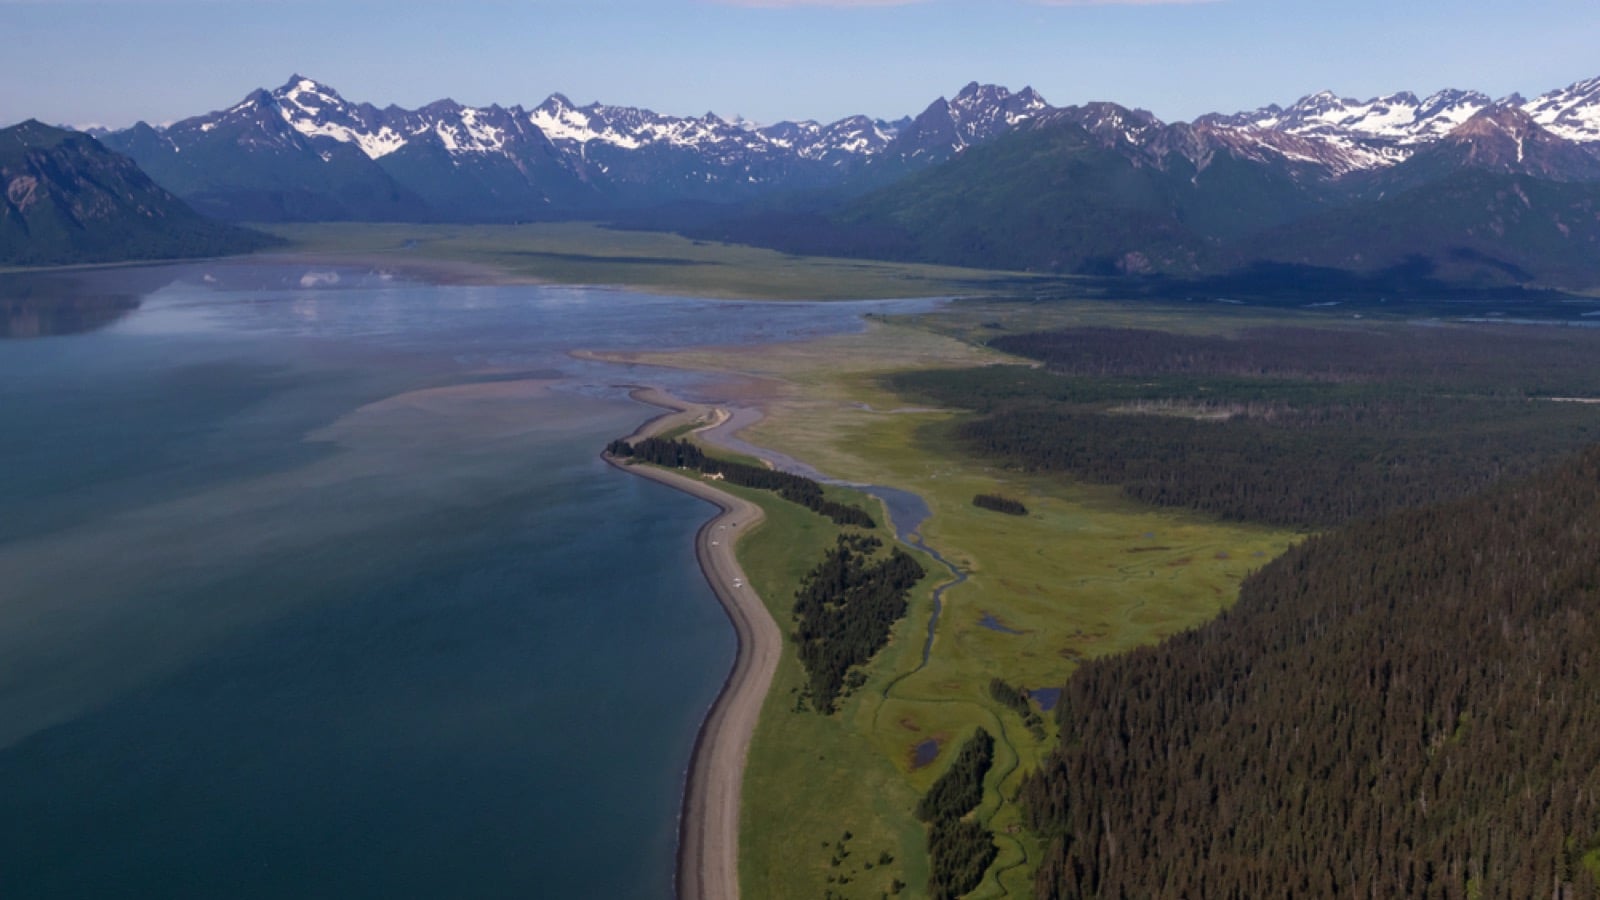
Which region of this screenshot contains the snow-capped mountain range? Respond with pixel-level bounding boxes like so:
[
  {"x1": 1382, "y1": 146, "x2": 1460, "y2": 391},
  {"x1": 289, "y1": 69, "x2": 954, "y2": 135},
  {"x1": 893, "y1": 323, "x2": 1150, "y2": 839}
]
[
  {"x1": 1196, "y1": 80, "x2": 1600, "y2": 173},
  {"x1": 92, "y1": 73, "x2": 1600, "y2": 223},
  {"x1": 99, "y1": 75, "x2": 938, "y2": 220}
]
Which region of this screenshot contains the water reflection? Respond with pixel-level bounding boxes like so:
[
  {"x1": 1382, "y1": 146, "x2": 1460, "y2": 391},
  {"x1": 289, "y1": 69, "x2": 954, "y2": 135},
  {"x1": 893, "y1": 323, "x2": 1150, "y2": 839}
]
[
  {"x1": 0, "y1": 261, "x2": 428, "y2": 339},
  {"x1": 0, "y1": 272, "x2": 144, "y2": 338}
]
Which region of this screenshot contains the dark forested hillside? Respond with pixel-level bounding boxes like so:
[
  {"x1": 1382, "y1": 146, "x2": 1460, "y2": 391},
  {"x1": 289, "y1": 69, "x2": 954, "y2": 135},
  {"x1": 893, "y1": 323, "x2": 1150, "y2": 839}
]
[
  {"x1": 702, "y1": 111, "x2": 1600, "y2": 290},
  {"x1": 1, "y1": 121, "x2": 272, "y2": 265},
  {"x1": 1240, "y1": 170, "x2": 1600, "y2": 287},
  {"x1": 1020, "y1": 445, "x2": 1600, "y2": 899},
  {"x1": 892, "y1": 324, "x2": 1600, "y2": 527}
]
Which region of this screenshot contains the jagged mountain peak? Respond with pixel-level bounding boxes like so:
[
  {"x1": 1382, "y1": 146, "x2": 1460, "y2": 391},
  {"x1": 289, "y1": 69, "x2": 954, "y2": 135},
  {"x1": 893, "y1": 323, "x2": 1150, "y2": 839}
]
[
  {"x1": 1047, "y1": 101, "x2": 1166, "y2": 150},
  {"x1": 1521, "y1": 74, "x2": 1600, "y2": 143},
  {"x1": 894, "y1": 81, "x2": 1055, "y2": 159},
  {"x1": 537, "y1": 92, "x2": 577, "y2": 113},
  {"x1": 417, "y1": 98, "x2": 465, "y2": 116},
  {"x1": 1455, "y1": 103, "x2": 1541, "y2": 136},
  {"x1": 951, "y1": 81, "x2": 987, "y2": 101},
  {"x1": 89, "y1": 71, "x2": 1600, "y2": 234},
  {"x1": 1417, "y1": 88, "x2": 1491, "y2": 117},
  {"x1": 1014, "y1": 86, "x2": 1047, "y2": 106},
  {"x1": 1410, "y1": 102, "x2": 1600, "y2": 182},
  {"x1": 948, "y1": 82, "x2": 1050, "y2": 114},
  {"x1": 277, "y1": 75, "x2": 343, "y2": 101},
  {"x1": 1204, "y1": 85, "x2": 1498, "y2": 172}
]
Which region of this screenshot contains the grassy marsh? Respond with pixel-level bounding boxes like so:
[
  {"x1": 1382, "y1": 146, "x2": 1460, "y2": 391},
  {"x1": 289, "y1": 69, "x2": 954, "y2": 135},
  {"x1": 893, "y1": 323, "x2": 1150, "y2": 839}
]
[{"x1": 622, "y1": 314, "x2": 1299, "y2": 897}]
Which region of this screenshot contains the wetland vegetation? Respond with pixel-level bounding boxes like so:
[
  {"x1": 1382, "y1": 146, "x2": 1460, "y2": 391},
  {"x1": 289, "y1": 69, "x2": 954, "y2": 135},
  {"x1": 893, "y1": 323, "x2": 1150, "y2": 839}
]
[
  {"x1": 610, "y1": 310, "x2": 1297, "y2": 898},
  {"x1": 622, "y1": 289, "x2": 1600, "y2": 899}
]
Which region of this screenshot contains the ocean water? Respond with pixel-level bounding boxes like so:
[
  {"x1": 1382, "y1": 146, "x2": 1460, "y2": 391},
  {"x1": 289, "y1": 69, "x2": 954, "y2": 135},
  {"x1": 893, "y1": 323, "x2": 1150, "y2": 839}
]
[{"x1": 0, "y1": 262, "x2": 940, "y2": 898}]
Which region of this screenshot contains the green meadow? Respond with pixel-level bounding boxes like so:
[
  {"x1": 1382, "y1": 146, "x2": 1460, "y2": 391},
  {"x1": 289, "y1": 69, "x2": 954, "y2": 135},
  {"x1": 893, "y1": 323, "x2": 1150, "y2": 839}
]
[
  {"x1": 633, "y1": 313, "x2": 1299, "y2": 898},
  {"x1": 724, "y1": 481, "x2": 937, "y2": 899}
]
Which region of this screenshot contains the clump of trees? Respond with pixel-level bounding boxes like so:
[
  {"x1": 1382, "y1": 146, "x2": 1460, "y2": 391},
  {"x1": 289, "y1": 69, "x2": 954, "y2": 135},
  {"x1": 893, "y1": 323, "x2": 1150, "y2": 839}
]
[
  {"x1": 608, "y1": 436, "x2": 874, "y2": 527},
  {"x1": 917, "y1": 728, "x2": 998, "y2": 899},
  {"x1": 1019, "y1": 445, "x2": 1600, "y2": 898},
  {"x1": 972, "y1": 494, "x2": 1027, "y2": 516},
  {"x1": 987, "y1": 678, "x2": 1045, "y2": 741},
  {"x1": 792, "y1": 534, "x2": 924, "y2": 713}
]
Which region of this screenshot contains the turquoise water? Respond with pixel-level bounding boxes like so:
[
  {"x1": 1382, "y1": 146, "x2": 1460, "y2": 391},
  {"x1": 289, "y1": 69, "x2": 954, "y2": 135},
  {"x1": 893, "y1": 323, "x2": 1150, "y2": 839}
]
[{"x1": 0, "y1": 262, "x2": 940, "y2": 898}]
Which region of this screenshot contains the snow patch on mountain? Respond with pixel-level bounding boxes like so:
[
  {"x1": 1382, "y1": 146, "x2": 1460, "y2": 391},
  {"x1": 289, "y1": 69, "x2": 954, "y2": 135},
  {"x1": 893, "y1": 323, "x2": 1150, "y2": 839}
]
[
  {"x1": 528, "y1": 96, "x2": 644, "y2": 150},
  {"x1": 1522, "y1": 76, "x2": 1600, "y2": 143}
]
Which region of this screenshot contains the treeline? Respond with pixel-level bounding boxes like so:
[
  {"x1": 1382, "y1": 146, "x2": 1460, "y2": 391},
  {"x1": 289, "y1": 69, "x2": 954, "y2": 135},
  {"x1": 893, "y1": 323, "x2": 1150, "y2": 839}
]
[
  {"x1": 917, "y1": 728, "x2": 998, "y2": 900},
  {"x1": 607, "y1": 436, "x2": 874, "y2": 527},
  {"x1": 992, "y1": 325, "x2": 1600, "y2": 396},
  {"x1": 1019, "y1": 445, "x2": 1600, "y2": 899},
  {"x1": 792, "y1": 534, "x2": 925, "y2": 713},
  {"x1": 988, "y1": 678, "x2": 1045, "y2": 741},
  {"x1": 973, "y1": 494, "x2": 1028, "y2": 516},
  {"x1": 890, "y1": 324, "x2": 1600, "y2": 527},
  {"x1": 954, "y1": 397, "x2": 1600, "y2": 527}
]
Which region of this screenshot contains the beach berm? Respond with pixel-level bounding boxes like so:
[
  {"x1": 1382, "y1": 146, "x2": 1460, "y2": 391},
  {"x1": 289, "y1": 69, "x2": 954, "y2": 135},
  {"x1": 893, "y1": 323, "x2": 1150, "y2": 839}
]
[{"x1": 604, "y1": 388, "x2": 781, "y2": 900}]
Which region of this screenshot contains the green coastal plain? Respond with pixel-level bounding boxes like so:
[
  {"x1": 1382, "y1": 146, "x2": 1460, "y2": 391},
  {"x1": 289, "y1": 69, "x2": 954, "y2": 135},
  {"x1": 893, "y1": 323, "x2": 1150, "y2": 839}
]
[
  {"x1": 256, "y1": 224, "x2": 1315, "y2": 897},
  {"x1": 609, "y1": 316, "x2": 1297, "y2": 898},
  {"x1": 267, "y1": 224, "x2": 1364, "y2": 897},
  {"x1": 48, "y1": 222, "x2": 1590, "y2": 897}
]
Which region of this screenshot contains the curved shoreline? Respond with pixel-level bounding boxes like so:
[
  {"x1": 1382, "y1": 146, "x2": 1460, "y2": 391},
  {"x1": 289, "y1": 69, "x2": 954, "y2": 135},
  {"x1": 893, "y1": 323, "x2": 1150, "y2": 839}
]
[{"x1": 604, "y1": 387, "x2": 782, "y2": 900}]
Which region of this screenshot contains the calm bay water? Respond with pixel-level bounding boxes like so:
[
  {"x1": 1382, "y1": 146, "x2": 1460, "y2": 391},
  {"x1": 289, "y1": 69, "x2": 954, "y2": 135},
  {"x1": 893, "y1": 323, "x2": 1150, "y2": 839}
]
[{"x1": 0, "y1": 262, "x2": 939, "y2": 898}]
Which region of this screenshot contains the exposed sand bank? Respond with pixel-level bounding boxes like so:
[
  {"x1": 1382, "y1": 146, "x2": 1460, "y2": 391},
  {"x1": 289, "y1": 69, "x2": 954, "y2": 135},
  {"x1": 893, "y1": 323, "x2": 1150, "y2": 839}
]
[{"x1": 605, "y1": 387, "x2": 783, "y2": 900}]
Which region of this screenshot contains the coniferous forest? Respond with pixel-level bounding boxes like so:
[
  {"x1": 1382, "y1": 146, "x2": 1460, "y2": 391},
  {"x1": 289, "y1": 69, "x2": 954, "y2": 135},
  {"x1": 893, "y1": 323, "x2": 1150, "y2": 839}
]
[
  {"x1": 792, "y1": 534, "x2": 925, "y2": 713},
  {"x1": 606, "y1": 436, "x2": 875, "y2": 527},
  {"x1": 917, "y1": 728, "x2": 999, "y2": 900},
  {"x1": 892, "y1": 324, "x2": 1600, "y2": 527},
  {"x1": 1019, "y1": 445, "x2": 1600, "y2": 899}
]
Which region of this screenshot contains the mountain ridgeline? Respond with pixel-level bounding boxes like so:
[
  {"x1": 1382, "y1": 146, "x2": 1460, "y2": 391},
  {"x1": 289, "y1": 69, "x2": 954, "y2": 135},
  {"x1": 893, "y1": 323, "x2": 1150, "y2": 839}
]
[
  {"x1": 71, "y1": 72, "x2": 1600, "y2": 289},
  {"x1": 719, "y1": 99, "x2": 1600, "y2": 289},
  {"x1": 0, "y1": 121, "x2": 272, "y2": 266}
]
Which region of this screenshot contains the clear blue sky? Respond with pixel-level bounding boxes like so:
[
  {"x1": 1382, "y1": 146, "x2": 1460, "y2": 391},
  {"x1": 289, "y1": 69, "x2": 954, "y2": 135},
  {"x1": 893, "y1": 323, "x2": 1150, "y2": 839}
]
[{"x1": 5, "y1": 0, "x2": 1599, "y2": 129}]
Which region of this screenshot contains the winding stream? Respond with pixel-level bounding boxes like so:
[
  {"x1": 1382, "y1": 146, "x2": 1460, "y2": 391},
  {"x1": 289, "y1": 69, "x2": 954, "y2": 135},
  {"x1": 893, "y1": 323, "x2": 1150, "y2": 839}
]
[
  {"x1": 698, "y1": 410, "x2": 966, "y2": 670},
  {"x1": 858, "y1": 485, "x2": 967, "y2": 669}
]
